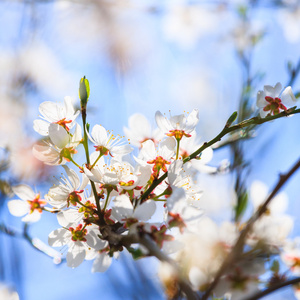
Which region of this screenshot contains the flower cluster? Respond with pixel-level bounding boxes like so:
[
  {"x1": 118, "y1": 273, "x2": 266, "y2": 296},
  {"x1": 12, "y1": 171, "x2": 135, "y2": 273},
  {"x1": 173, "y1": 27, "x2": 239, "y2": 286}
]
[{"x1": 7, "y1": 79, "x2": 300, "y2": 300}]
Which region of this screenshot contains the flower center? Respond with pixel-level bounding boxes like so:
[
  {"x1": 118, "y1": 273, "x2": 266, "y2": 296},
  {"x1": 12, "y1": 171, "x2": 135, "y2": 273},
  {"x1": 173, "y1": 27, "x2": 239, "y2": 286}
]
[
  {"x1": 67, "y1": 190, "x2": 84, "y2": 207},
  {"x1": 55, "y1": 118, "x2": 72, "y2": 131},
  {"x1": 27, "y1": 194, "x2": 46, "y2": 214},
  {"x1": 119, "y1": 180, "x2": 135, "y2": 187},
  {"x1": 69, "y1": 224, "x2": 87, "y2": 242},
  {"x1": 263, "y1": 96, "x2": 287, "y2": 116},
  {"x1": 147, "y1": 156, "x2": 171, "y2": 179},
  {"x1": 94, "y1": 145, "x2": 110, "y2": 156},
  {"x1": 166, "y1": 129, "x2": 191, "y2": 141},
  {"x1": 168, "y1": 212, "x2": 186, "y2": 233}
]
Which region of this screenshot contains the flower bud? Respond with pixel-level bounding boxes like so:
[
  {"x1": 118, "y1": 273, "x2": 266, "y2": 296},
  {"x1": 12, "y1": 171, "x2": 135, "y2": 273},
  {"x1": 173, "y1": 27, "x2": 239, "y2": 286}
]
[{"x1": 79, "y1": 76, "x2": 90, "y2": 109}]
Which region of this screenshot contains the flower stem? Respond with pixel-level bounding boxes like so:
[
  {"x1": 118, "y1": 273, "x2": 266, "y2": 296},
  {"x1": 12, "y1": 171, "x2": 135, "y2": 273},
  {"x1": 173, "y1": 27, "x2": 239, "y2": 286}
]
[
  {"x1": 90, "y1": 152, "x2": 103, "y2": 170},
  {"x1": 103, "y1": 190, "x2": 111, "y2": 211},
  {"x1": 81, "y1": 107, "x2": 103, "y2": 222},
  {"x1": 176, "y1": 139, "x2": 180, "y2": 160},
  {"x1": 69, "y1": 157, "x2": 82, "y2": 169}
]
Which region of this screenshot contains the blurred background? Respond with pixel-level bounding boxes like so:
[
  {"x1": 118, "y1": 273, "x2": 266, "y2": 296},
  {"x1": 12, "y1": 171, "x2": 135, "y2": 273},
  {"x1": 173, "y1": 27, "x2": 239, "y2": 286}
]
[{"x1": 1, "y1": 0, "x2": 300, "y2": 299}]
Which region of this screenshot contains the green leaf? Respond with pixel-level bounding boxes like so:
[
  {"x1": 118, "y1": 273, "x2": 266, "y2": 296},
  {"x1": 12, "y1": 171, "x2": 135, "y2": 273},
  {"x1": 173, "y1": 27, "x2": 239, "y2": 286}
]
[
  {"x1": 234, "y1": 191, "x2": 248, "y2": 222},
  {"x1": 128, "y1": 247, "x2": 145, "y2": 260},
  {"x1": 237, "y1": 5, "x2": 247, "y2": 18},
  {"x1": 226, "y1": 111, "x2": 238, "y2": 128},
  {"x1": 270, "y1": 260, "x2": 280, "y2": 273}
]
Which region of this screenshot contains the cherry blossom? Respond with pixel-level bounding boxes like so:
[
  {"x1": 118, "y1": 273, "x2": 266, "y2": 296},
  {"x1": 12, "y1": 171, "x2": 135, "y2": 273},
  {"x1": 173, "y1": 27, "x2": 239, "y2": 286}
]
[
  {"x1": 166, "y1": 187, "x2": 203, "y2": 233},
  {"x1": 247, "y1": 180, "x2": 293, "y2": 251},
  {"x1": 281, "y1": 237, "x2": 300, "y2": 275},
  {"x1": 111, "y1": 194, "x2": 156, "y2": 228},
  {"x1": 87, "y1": 124, "x2": 133, "y2": 158},
  {"x1": 8, "y1": 184, "x2": 46, "y2": 223},
  {"x1": 256, "y1": 82, "x2": 297, "y2": 117},
  {"x1": 135, "y1": 138, "x2": 175, "y2": 180},
  {"x1": 123, "y1": 113, "x2": 163, "y2": 147},
  {"x1": 48, "y1": 222, "x2": 107, "y2": 268},
  {"x1": 46, "y1": 165, "x2": 89, "y2": 209},
  {"x1": 33, "y1": 97, "x2": 80, "y2": 136},
  {"x1": 32, "y1": 123, "x2": 82, "y2": 165},
  {"x1": 155, "y1": 109, "x2": 199, "y2": 141}
]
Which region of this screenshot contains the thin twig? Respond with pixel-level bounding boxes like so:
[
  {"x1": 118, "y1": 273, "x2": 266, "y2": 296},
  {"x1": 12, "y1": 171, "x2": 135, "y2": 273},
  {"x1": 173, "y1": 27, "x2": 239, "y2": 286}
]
[
  {"x1": 244, "y1": 277, "x2": 300, "y2": 300},
  {"x1": 141, "y1": 107, "x2": 300, "y2": 202}
]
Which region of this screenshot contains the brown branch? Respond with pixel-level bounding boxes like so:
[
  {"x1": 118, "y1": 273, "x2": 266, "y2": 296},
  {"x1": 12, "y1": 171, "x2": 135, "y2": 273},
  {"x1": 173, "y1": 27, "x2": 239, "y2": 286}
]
[
  {"x1": 201, "y1": 157, "x2": 300, "y2": 300},
  {"x1": 138, "y1": 234, "x2": 199, "y2": 300},
  {"x1": 244, "y1": 277, "x2": 300, "y2": 300}
]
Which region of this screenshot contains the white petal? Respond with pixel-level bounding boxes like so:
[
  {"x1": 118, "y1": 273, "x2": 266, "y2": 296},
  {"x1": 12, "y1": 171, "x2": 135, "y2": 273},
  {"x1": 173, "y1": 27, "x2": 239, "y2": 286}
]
[
  {"x1": 281, "y1": 86, "x2": 297, "y2": 106},
  {"x1": 264, "y1": 82, "x2": 282, "y2": 97},
  {"x1": 62, "y1": 165, "x2": 80, "y2": 189},
  {"x1": 85, "y1": 248, "x2": 98, "y2": 260},
  {"x1": 125, "y1": 113, "x2": 152, "y2": 140},
  {"x1": 33, "y1": 119, "x2": 50, "y2": 136},
  {"x1": 270, "y1": 192, "x2": 288, "y2": 215},
  {"x1": 67, "y1": 242, "x2": 86, "y2": 268},
  {"x1": 21, "y1": 211, "x2": 41, "y2": 223},
  {"x1": 185, "y1": 109, "x2": 199, "y2": 133},
  {"x1": 90, "y1": 125, "x2": 107, "y2": 146},
  {"x1": 63, "y1": 96, "x2": 75, "y2": 116},
  {"x1": 111, "y1": 194, "x2": 133, "y2": 221},
  {"x1": 190, "y1": 162, "x2": 217, "y2": 173},
  {"x1": 12, "y1": 184, "x2": 36, "y2": 201},
  {"x1": 7, "y1": 200, "x2": 29, "y2": 216},
  {"x1": 189, "y1": 267, "x2": 207, "y2": 289},
  {"x1": 200, "y1": 147, "x2": 213, "y2": 164},
  {"x1": 62, "y1": 209, "x2": 83, "y2": 224},
  {"x1": 256, "y1": 90, "x2": 267, "y2": 108},
  {"x1": 39, "y1": 101, "x2": 61, "y2": 122},
  {"x1": 168, "y1": 160, "x2": 183, "y2": 186},
  {"x1": 167, "y1": 187, "x2": 185, "y2": 211},
  {"x1": 140, "y1": 140, "x2": 156, "y2": 160},
  {"x1": 92, "y1": 252, "x2": 112, "y2": 273},
  {"x1": 57, "y1": 211, "x2": 72, "y2": 227},
  {"x1": 86, "y1": 230, "x2": 108, "y2": 250},
  {"x1": 83, "y1": 165, "x2": 102, "y2": 183},
  {"x1": 48, "y1": 228, "x2": 70, "y2": 247},
  {"x1": 112, "y1": 145, "x2": 133, "y2": 156},
  {"x1": 273, "y1": 82, "x2": 283, "y2": 96},
  {"x1": 170, "y1": 114, "x2": 185, "y2": 129},
  {"x1": 80, "y1": 173, "x2": 90, "y2": 190},
  {"x1": 49, "y1": 123, "x2": 69, "y2": 149},
  {"x1": 250, "y1": 180, "x2": 268, "y2": 209},
  {"x1": 160, "y1": 137, "x2": 176, "y2": 159},
  {"x1": 133, "y1": 200, "x2": 156, "y2": 221},
  {"x1": 70, "y1": 124, "x2": 82, "y2": 147},
  {"x1": 155, "y1": 111, "x2": 172, "y2": 133},
  {"x1": 162, "y1": 240, "x2": 184, "y2": 254},
  {"x1": 32, "y1": 142, "x2": 60, "y2": 165}
]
